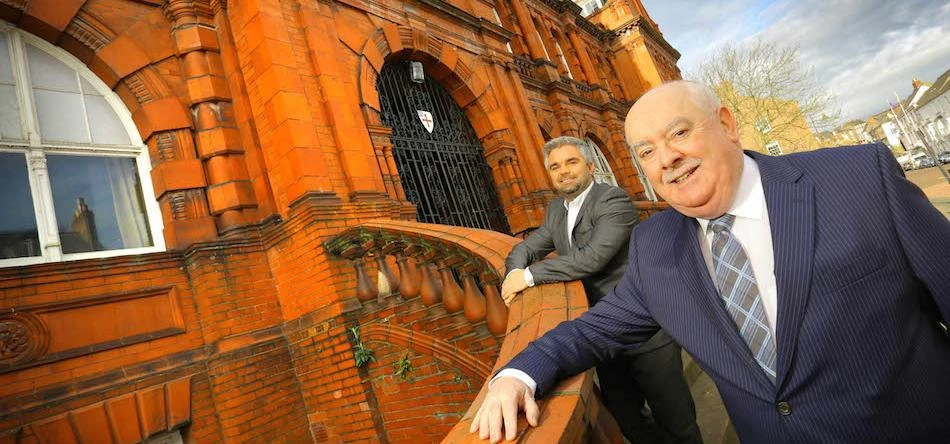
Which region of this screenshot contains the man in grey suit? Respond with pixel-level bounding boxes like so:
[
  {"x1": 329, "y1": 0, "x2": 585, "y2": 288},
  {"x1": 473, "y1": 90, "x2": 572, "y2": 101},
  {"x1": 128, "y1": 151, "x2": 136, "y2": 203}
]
[{"x1": 500, "y1": 136, "x2": 700, "y2": 444}]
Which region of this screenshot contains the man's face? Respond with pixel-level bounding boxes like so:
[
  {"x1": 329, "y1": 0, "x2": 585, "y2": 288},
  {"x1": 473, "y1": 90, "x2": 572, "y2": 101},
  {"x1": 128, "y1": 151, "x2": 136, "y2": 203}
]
[
  {"x1": 547, "y1": 145, "x2": 595, "y2": 200},
  {"x1": 625, "y1": 85, "x2": 744, "y2": 219}
]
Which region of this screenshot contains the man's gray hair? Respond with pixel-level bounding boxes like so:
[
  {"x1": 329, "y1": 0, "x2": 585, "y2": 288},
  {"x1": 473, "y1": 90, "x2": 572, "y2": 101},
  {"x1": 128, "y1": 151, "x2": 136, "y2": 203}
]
[
  {"x1": 542, "y1": 136, "x2": 595, "y2": 169},
  {"x1": 669, "y1": 80, "x2": 722, "y2": 115}
]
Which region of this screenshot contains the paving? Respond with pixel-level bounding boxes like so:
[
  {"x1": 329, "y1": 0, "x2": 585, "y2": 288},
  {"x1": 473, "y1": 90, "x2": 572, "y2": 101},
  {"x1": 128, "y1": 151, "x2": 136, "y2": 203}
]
[{"x1": 906, "y1": 165, "x2": 950, "y2": 219}]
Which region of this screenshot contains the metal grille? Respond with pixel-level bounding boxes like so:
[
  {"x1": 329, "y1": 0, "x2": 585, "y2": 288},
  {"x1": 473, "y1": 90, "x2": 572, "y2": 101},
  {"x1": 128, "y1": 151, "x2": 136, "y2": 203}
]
[{"x1": 377, "y1": 60, "x2": 510, "y2": 234}]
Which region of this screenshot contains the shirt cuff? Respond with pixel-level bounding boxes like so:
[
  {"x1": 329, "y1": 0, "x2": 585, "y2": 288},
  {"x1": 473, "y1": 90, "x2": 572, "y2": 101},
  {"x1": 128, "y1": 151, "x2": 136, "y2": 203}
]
[
  {"x1": 523, "y1": 267, "x2": 535, "y2": 287},
  {"x1": 491, "y1": 368, "x2": 538, "y2": 396}
]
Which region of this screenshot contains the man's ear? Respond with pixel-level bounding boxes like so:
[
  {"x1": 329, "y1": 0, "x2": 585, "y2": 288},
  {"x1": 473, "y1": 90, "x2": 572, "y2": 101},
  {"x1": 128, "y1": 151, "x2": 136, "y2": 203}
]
[{"x1": 718, "y1": 106, "x2": 740, "y2": 143}]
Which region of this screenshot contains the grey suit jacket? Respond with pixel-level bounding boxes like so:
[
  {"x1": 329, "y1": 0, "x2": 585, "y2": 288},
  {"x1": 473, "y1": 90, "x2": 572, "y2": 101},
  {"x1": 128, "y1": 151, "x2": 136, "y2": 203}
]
[{"x1": 504, "y1": 182, "x2": 637, "y2": 305}]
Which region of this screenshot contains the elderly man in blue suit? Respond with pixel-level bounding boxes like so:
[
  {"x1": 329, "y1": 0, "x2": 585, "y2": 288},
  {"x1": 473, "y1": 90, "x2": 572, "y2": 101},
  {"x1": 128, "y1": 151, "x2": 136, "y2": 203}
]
[{"x1": 470, "y1": 80, "x2": 950, "y2": 443}]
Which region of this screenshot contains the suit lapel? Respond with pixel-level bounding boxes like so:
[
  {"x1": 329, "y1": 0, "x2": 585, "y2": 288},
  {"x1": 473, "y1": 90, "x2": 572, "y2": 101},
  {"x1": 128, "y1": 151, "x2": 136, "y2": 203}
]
[
  {"x1": 551, "y1": 197, "x2": 569, "y2": 252},
  {"x1": 750, "y1": 152, "x2": 815, "y2": 390},
  {"x1": 673, "y1": 214, "x2": 776, "y2": 393}
]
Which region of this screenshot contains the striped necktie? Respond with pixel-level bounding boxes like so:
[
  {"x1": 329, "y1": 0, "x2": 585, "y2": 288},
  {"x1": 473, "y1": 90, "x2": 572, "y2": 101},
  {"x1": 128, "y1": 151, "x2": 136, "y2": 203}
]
[{"x1": 708, "y1": 213, "x2": 777, "y2": 383}]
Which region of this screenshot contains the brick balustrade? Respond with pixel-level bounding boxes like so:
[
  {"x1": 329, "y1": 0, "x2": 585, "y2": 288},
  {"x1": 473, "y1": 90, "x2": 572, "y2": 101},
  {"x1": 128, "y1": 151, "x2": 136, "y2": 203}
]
[{"x1": 326, "y1": 220, "x2": 623, "y2": 443}]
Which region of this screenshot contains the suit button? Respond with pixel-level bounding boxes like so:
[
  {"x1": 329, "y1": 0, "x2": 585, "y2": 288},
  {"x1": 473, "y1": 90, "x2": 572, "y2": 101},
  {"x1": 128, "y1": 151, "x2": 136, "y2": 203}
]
[{"x1": 776, "y1": 401, "x2": 792, "y2": 416}]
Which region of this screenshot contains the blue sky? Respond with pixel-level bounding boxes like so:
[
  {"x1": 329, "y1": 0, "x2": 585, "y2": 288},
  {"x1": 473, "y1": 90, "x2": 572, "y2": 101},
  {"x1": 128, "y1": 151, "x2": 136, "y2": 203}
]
[{"x1": 640, "y1": 0, "x2": 950, "y2": 122}]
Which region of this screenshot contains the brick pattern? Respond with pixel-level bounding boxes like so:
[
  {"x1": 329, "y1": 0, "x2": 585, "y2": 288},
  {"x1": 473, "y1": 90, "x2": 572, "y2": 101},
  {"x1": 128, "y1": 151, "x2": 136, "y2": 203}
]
[{"x1": 206, "y1": 337, "x2": 311, "y2": 443}]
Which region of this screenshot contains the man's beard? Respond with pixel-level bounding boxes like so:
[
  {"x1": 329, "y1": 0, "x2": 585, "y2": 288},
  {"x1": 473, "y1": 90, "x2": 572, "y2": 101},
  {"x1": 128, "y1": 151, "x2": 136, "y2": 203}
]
[{"x1": 557, "y1": 177, "x2": 590, "y2": 198}]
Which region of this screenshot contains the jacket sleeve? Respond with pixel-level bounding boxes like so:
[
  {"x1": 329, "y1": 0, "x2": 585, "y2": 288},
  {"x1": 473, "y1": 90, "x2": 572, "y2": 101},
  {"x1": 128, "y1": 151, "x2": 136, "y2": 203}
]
[
  {"x1": 503, "y1": 226, "x2": 660, "y2": 397},
  {"x1": 876, "y1": 144, "x2": 950, "y2": 322},
  {"x1": 528, "y1": 187, "x2": 637, "y2": 283},
  {"x1": 504, "y1": 207, "x2": 557, "y2": 275}
]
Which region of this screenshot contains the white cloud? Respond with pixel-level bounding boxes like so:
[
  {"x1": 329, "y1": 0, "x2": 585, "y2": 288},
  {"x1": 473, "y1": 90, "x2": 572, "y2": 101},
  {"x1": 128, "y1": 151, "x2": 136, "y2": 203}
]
[{"x1": 641, "y1": 0, "x2": 950, "y2": 121}]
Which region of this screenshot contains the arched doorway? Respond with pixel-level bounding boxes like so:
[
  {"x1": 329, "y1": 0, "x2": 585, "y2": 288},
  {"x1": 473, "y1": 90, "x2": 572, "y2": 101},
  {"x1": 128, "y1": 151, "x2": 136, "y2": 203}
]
[{"x1": 377, "y1": 60, "x2": 510, "y2": 233}]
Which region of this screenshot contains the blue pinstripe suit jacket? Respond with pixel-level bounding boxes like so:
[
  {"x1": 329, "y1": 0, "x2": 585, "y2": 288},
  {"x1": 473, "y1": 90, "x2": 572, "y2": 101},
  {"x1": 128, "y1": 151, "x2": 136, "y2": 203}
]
[{"x1": 507, "y1": 144, "x2": 950, "y2": 442}]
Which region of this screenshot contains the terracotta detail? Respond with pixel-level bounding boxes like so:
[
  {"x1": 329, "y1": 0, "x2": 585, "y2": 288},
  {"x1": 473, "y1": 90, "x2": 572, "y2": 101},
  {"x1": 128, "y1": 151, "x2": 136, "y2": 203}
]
[
  {"x1": 0, "y1": 312, "x2": 48, "y2": 370},
  {"x1": 482, "y1": 277, "x2": 508, "y2": 336},
  {"x1": 419, "y1": 262, "x2": 442, "y2": 306},
  {"x1": 396, "y1": 255, "x2": 421, "y2": 299},
  {"x1": 461, "y1": 272, "x2": 487, "y2": 323}
]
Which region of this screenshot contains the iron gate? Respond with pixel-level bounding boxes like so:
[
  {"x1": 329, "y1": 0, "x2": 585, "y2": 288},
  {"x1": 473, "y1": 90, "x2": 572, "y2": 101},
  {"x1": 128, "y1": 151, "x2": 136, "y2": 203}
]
[{"x1": 377, "y1": 60, "x2": 510, "y2": 233}]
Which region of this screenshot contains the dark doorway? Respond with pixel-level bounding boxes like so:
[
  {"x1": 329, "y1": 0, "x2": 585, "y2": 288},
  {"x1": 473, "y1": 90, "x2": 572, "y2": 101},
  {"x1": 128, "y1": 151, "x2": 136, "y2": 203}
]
[{"x1": 377, "y1": 60, "x2": 510, "y2": 234}]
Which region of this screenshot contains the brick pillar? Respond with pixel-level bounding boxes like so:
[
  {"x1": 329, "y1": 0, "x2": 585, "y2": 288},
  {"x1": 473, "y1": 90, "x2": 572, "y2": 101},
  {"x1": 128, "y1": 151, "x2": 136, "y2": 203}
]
[
  {"x1": 142, "y1": 107, "x2": 218, "y2": 249},
  {"x1": 165, "y1": 0, "x2": 257, "y2": 234},
  {"x1": 508, "y1": 0, "x2": 546, "y2": 61},
  {"x1": 567, "y1": 27, "x2": 600, "y2": 87},
  {"x1": 297, "y1": 2, "x2": 388, "y2": 202}
]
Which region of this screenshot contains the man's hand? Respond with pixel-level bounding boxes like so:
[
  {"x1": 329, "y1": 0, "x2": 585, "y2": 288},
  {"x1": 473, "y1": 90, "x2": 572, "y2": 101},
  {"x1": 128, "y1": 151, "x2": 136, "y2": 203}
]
[
  {"x1": 469, "y1": 377, "x2": 540, "y2": 443},
  {"x1": 501, "y1": 269, "x2": 529, "y2": 305}
]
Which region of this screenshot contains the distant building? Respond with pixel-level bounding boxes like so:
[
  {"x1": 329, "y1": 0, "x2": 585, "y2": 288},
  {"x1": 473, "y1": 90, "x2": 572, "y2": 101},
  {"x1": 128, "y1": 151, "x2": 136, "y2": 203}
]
[
  {"x1": 714, "y1": 82, "x2": 820, "y2": 155},
  {"x1": 863, "y1": 110, "x2": 903, "y2": 150},
  {"x1": 909, "y1": 69, "x2": 950, "y2": 147}
]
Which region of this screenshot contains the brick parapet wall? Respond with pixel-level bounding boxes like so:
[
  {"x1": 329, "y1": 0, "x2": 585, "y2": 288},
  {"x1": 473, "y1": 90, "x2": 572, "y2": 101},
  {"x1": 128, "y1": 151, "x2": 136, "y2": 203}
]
[{"x1": 443, "y1": 280, "x2": 624, "y2": 443}]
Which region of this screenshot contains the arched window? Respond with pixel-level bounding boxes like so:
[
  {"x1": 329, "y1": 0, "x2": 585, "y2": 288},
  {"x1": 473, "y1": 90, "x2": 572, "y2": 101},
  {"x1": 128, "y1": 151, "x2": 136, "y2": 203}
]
[
  {"x1": 534, "y1": 30, "x2": 551, "y2": 61},
  {"x1": 623, "y1": 140, "x2": 658, "y2": 201},
  {"x1": 935, "y1": 116, "x2": 947, "y2": 138},
  {"x1": 584, "y1": 138, "x2": 617, "y2": 186},
  {"x1": 0, "y1": 25, "x2": 164, "y2": 266},
  {"x1": 554, "y1": 41, "x2": 573, "y2": 79}
]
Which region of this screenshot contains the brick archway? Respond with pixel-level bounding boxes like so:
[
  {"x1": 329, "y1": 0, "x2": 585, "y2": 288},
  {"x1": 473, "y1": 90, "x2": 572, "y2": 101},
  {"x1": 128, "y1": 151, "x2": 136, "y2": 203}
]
[
  {"x1": 352, "y1": 23, "x2": 532, "y2": 230},
  {"x1": 355, "y1": 24, "x2": 499, "y2": 139}
]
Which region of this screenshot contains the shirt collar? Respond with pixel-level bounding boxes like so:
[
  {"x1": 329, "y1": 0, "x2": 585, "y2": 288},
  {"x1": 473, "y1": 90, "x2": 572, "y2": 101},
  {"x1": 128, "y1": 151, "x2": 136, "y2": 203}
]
[
  {"x1": 697, "y1": 155, "x2": 765, "y2": 232},
  {"x1": 563, "y1": 180, "x2": 595, "y2": 210}
]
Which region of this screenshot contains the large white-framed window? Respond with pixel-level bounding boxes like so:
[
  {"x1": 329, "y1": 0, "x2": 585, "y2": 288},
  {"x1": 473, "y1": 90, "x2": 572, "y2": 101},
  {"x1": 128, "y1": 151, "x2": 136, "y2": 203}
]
[
  {"x1": 0, "y1": 23, "x2": 165, "y2": 267},
  {"x1": 576, "y1": 0, "x2": 605, "y2": 17},
  {"x1": 584, "y1": 138, "x2": 617, "y2": 186}
]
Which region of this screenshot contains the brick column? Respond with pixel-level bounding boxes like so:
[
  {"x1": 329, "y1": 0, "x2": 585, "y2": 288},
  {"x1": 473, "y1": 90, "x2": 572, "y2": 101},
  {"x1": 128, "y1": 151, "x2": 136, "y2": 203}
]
[
  {"x1": 567, "y1": 27, "x2": 600, "y2": 87},
  {"x1": 508, "y1": 0, "x2": 546, "y2": 61},
  {"x1": 164, "y1": 0, "x2": 257, "y2": 234}
]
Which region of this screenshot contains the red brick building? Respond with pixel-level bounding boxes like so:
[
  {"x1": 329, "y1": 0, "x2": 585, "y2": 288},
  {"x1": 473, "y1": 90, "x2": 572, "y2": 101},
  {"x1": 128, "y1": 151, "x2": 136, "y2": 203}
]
[{"x1": 0, "y1": 0, "x2": 679, "y2": 442}]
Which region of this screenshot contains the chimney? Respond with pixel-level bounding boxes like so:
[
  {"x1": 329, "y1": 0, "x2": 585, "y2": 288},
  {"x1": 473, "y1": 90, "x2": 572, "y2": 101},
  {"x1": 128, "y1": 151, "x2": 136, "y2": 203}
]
[{"x1": 912, "y1": 78, "x2": 923, "y2": 89}]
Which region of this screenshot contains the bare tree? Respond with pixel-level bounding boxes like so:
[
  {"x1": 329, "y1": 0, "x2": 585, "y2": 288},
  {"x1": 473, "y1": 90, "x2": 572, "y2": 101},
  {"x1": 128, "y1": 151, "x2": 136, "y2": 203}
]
[{"x1": 691, "y1": 40, "x2": 840, "y2": 153}]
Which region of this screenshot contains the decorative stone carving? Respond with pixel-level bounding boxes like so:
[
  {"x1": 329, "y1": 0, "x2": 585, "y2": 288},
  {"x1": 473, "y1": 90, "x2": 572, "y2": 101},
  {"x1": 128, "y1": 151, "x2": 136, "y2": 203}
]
[{"x1": 0, "y1": 311, "x2": 49, "y2": 369}]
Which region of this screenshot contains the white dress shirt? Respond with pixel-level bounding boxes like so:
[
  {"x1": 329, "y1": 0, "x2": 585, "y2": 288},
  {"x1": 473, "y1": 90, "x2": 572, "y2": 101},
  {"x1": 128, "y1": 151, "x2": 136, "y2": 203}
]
[
  {"x1": 523, "y1": 181, "x2": 595, "y2": 287},
  {"x1": 496, "y1": 155, "x2": 778, "y2": 395}
]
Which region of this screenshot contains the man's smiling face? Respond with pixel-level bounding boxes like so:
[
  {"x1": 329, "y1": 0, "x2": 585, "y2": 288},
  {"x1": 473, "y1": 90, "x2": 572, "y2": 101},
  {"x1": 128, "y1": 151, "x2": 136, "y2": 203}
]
[
  {"x1": 625, "y1": 83, "x2": 745, "y2": 219},
  {"x1": 546, "y1": 144, "x2": 595, "y2": 200}
]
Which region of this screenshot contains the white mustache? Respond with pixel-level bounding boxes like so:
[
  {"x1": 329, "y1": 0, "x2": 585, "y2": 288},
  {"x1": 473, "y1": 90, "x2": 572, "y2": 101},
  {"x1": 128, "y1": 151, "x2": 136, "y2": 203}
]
[{"x1": 662, "y1": 158, "x2": 702, "y2": 184}]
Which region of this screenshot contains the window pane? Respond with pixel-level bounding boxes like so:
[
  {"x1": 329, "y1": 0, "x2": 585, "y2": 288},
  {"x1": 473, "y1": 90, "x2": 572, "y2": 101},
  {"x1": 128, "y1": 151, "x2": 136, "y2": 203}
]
[
  {"x1": 80, "y1": 77, "x2": 102, "y2": 96},
  {"x1": 0, "y1": 32, "x2": 14, "y2": 84},
  {"x1": 26, "y1": 43, "x2": 79, "y2": 92},
  {"x1": 0, "y1": 84, "x2": 22, "y2": 140},
  {"x1": 86, "y1": 94, "x2": 131, "y2": 145},
  {"x1": 34, "y1": 89, "x2": 89, "y2": 143},
  {"x1": 0, "y1": 152, "x2": 41, "y2": 259},
  {"x1": 47, "y1": 155, "x2": 153, "y2": 254}
]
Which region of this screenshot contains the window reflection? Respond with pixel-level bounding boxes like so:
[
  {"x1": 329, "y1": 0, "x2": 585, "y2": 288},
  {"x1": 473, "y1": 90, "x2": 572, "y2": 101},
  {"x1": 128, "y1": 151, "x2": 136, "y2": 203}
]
[
  {"x1": 0, "y1": 152, "x2": 40, "y2": 259},
  {"x1": 46, "y1": 155, "x2": 153, "y2": 254}
]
